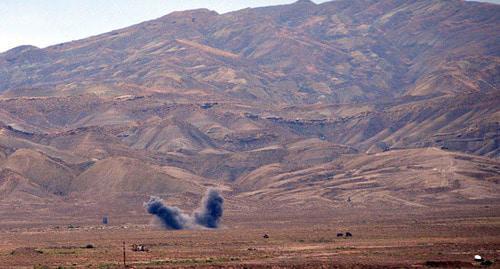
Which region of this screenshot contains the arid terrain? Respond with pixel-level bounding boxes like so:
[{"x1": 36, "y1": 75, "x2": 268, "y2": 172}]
[
  {"x1": 1, "y1": 206, "x2": 500, "y2": 268},
  {"x1": 0, "y1": 0, "x2": 499, "y2": 268}
]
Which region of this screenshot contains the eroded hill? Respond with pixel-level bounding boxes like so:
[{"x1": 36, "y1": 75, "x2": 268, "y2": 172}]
[{"x1": 0, "y1": 0, "x2": 498, "y2": 217}]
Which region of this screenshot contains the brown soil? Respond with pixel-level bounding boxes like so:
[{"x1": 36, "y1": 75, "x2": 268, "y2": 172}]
[{"x1": 1, "y1": 206, "x2": 498, "y2": 268}]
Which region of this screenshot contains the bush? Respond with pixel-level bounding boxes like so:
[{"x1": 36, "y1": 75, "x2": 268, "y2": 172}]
[{"x1": 481, "y1": 260, "x2": 493, "y2": 266}]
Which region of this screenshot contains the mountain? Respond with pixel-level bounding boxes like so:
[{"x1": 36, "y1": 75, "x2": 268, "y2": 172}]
[
  {"x1": 1, "y1": 0, "x2": 499, "y2": 104},
  {"x1": 0, "y1": 0, "x2": 498, "y2": 217}
]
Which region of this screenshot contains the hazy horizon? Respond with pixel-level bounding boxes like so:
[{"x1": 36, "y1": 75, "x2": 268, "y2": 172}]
[{"x1": 1, "y1": 0, "x2": 499, "y2": 53}]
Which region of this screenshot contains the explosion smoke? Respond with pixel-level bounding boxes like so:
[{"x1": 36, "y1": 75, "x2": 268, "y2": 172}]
[
  {"x1": 144, "y1": 189, "x2": 224, "y2": 230},
  {"x1": 145, "y1": 196, "x2": 191, "y2": 229},
  {"x1": 194, "y1": 189, "x2": 224, "y2": 228}
]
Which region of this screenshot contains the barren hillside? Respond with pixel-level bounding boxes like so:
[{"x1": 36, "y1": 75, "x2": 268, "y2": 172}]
[{"x1": 0, "y1": 0, "x2": 498, "y2": 218}]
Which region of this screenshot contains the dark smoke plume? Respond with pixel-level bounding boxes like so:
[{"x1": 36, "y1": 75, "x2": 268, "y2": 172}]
[
  {"x1": 144, "y1": 189, "x2": 224, "y2": 230},
  {"x1": 194, "y1": 189, "x2": 224, "y2": 228},
  {"x1": 144, "y1": 196, "x2": 191, "y2": 230}
]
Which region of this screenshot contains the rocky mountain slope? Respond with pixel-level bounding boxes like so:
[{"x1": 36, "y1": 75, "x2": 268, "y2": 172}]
[
  {"x1": 0, "y1": 0, "x2": 498, "y2": 217},
  {"x1": 1, "y1": 0, "x2": 499, "y2": 104}
]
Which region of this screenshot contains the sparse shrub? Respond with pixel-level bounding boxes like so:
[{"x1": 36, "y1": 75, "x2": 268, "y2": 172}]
[
  {"x1": 481, "y1": 260, "x2": 493, "y2": 266},
  {"x1": 85, "y1": 244, "x2": 94, "y2": 249},
  {"x1": 97, "y1": 264, "x2": 115, "y2": 269},
  {"x1": 425, "y1": 261, "x2": 473, "y2": 267}
]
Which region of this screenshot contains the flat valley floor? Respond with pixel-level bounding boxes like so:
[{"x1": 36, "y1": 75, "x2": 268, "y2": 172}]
[{"x1": 1, "y1": 205, "x2": 499, "y2": 268}]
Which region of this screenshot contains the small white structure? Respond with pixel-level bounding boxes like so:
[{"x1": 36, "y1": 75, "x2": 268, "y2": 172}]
[{"x1": 474, "y1": 255, "x2": 483, "y2": 261}]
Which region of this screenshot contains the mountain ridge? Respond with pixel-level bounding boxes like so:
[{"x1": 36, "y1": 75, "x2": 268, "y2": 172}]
[
  {"x1": 0, "y1": 0, "x2": 498, "y2": 216},
  {"x1": 1, "y1": 0, "x2": 498, "y2": 104}
]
